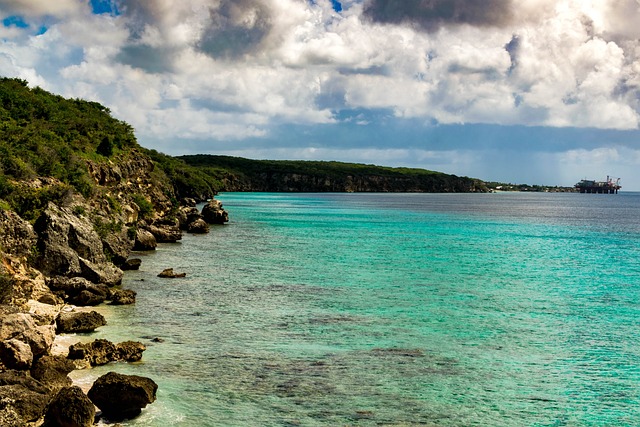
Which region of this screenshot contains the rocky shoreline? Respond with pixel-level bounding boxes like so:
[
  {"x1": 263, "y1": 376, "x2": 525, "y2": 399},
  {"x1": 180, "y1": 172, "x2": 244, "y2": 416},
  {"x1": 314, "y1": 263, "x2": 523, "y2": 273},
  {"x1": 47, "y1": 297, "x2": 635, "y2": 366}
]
[{"x1": 1, "y1": 165, "x2": 229, "y2": 425}]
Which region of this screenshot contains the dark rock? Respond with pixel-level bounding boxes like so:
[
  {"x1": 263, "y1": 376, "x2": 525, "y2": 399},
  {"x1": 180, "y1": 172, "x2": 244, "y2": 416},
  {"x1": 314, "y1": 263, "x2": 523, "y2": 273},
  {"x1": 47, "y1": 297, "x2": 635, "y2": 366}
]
[
  {"x1": 201, "y1": 199, "x2": 229, "y2": 224},
  {"x1": 180, "y1": 197, "x2": 197, "y2": 207},
  {"x1": 68, "y1": 339, "x2": 146, "y2": 366},
  {"x1": 47, "y1": 277, "x2": 109, "y2": 306},
  {"x1": 56, "y1": 311, "x2": 106, "y2": 333},
  {"x1": 0, "y1": 339, "x2": 33, "y2": 370},
  {"x1": 34, "y1": 203, "x2": 123, "y2": 285},
  {"x1": 44, "y1": 386, "x2": 95, "y2": 427},
  {"x1": 108, "y1": 288, "x2": 137, "y2": 305},
  {"x1": 101, "y1": 231, "x2": 134, "y2": 266},
  {"x1": 133, "y1": 229, "x2": 156, "y2": 251},
  {"x1": 121, "y1": 258, "x2": 142, "y2": 271},
  {"x1": 178, "y1": 207, "x2": 203, "y2": 230},
  {"x1": 30, "y1": 355, "x2": 74, "y2": 393},
  {"x1": 0, "y1": 371, "x2": 49, "y2": 425},
  {"x1": 68, "y1": 289, "x2": 106, "y2": 306},
  {"x1": 68, "y1": 339, "x2": 117, "y2": 366},
  {"x1": 88, "y1": 372, "x2": 157, "y2": 421},
  {"x1": 187, "y1": 218, "x2": 209, "y2": 234},
  {"x1": 157, "y1": 268, "x2": 186, "y2": 278},
  {"x1": 116, "y1": 341, "x2": 146, "y2": 362},
  {"x1": 146, "y1": 223, "x2": 182, "y2": 243}
]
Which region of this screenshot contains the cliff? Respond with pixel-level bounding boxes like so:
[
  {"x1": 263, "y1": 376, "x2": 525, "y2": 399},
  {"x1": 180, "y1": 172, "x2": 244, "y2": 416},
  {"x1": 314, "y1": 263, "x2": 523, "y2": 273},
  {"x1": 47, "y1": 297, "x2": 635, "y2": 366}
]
[
  {"x1": 0, "y1": 78, "x2": 227, "y2": 425},
  {"x1": 178, "y1": 155, "x2": 488, "y2": 193}
]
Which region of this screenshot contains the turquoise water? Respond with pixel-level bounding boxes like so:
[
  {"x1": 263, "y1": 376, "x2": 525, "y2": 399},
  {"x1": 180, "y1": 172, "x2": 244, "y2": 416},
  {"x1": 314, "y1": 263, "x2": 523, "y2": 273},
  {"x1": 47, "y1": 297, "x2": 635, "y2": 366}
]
[{"x1": 73, "y1": 192, "x2": 640, "y2": 426}]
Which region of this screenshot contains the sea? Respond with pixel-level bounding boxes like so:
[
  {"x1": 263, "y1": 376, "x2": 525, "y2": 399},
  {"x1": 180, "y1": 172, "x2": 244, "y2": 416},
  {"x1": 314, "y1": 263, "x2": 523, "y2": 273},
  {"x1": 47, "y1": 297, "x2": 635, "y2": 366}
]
[{"x1": 67, "y1": 192, "x2": 640, "y2": 426}]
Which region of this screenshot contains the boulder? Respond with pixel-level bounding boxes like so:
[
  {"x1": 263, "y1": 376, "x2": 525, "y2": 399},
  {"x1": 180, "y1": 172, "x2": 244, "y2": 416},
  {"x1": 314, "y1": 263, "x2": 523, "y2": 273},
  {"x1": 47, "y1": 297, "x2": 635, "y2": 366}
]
[
  {"x1": 133, "y1": 229, "x2": 156, "y2": 251},
  {"x1": 146, "y1": 223, "x2": 182, "y2": 243},
  {"x1": 108, "y1": 288, "x2": 136, "y2": 305},
  {"x1": 157, "y1": 268, "x2": 186, "y2": 278},
  {"x1": 44, "y1": 386, "x2": 95, "y2": 427},
  {"x1": 68, "y1": 339, "x2": 117, "y2": 366},
  {"x1": 46, "y1": 277, "x2": 109, "y2": 306},
  {"x1": 88, "y1": 372, "x2": 157, "y2": 421},
  {"x1": 56, "y1": 311, "x2": 106, "y2": 334},
  {"x1": 0, "y1": 339, "x2": 33, "y2": 370},
  {"x1": 201, "y1": 199, "x2": 229, "y2": 224},
  {"x1": 0, "y1": 312, "x2": 37, "y2": 341},
  {"x1": 178, "y1": 207, "x2": 202, "y2": 230},
  {"x1": 180, "y1": 197, "x2": 197, "y2": 207},
  {"x1": 0, "y1": 384, "x2": 49, "y2": 425},
  {"x1": 187, "y1": 218, "x2": 209, "y2": 234},
  {"x1": 34, "y1": 203, "x2": 122, "y2": 285},
  {"x1": 101, "y1": 231, "x2": 134, "y2": 266},
  {"x1": 116, "y1": 341, "x2": 146, "y2": 362},
  {"x1": 67, "y1": 339, "x2": 146, "y2": 366},
  {"x1": 0, "y1": 370, "x2": 49, "y2": 424},
  {"x1": 30, "y1": 355, "x2": 74, "y2": 393},
  {"x1": 121, "y1": 258, "x2": 142, "y2": 271},
  {"x1": 15, "y1": 325, "x2": 55, "y2": 358}
]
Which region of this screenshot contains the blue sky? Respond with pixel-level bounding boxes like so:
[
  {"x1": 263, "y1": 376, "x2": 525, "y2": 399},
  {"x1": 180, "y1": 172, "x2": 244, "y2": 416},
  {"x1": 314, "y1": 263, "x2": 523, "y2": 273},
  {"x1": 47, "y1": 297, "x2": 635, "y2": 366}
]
[{"x1": 2, "y1": 0, "x2": 640, "y2": 189}]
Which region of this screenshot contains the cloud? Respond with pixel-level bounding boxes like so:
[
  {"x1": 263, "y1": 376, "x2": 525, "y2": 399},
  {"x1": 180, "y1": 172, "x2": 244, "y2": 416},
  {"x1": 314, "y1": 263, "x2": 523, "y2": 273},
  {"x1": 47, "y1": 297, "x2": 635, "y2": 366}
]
[
  {"x1": 2, "y1": 0, "x2": 640, "y2": 188},
  {"x1": 362, "y1": 0, "x2": 514, "y2": 31}
]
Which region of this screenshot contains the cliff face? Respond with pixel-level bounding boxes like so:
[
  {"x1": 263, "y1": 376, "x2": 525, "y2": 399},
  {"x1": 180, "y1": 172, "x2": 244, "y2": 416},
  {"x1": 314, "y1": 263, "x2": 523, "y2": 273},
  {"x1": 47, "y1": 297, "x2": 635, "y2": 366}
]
[
  {"x1": 179, "y1": 155, "x2": 487, "y2": 193},
  {"x1": 219, "y1": 171, "x2": 484, "y2": 192}
]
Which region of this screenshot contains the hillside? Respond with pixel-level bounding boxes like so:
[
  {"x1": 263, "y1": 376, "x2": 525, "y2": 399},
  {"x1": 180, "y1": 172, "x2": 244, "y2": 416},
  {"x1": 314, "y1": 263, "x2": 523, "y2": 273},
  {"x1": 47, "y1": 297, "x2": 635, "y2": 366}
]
[{"x1": 179, "y1": 155, "x2": 488, "y2": 193}]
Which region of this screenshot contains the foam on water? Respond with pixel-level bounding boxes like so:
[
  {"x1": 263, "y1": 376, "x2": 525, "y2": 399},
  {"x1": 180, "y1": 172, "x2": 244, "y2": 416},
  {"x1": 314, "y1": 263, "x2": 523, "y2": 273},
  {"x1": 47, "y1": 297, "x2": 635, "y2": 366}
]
[{"x1": 72, "y1": 192, "x2": 640, "y2": 426}]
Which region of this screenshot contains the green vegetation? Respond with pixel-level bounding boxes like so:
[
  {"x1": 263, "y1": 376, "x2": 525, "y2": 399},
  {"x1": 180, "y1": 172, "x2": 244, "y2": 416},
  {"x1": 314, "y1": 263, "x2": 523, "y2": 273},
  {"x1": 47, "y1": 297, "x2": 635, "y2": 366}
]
[
  {"x1": 0, "y1": 78, "x2": 137, "y2": 199},
  {"x1": 178, "y1": 155, "x2": 487, "y2": 193},
  {"x1": 484, "y1": 182, "x2": 576, "y2": 193},
  {"x1": 142, "y1": 149, "x2": 220, "y2": 200},
  {"x1": 132, "y1": 194, "x2": 154, "y2": 220}
]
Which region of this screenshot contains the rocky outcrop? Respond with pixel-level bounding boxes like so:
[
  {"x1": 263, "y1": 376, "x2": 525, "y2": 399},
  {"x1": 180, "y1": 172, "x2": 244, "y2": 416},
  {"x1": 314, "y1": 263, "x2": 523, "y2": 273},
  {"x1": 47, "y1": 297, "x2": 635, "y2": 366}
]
[
  {"x1": 67, "y1": 339, "x2": 145, "y2": 367},
  {"x1": 201, "y1": 199, "x2": 229, "y2": 224},
  {"x1": 121, "y1": 258, "x2": 142, "y2": 271},
  {"x1": 46, "y1": 276, "x2": 108, "y2": 307},
  {"x1": 108, "y1": 288, "x2": 136, "y2": 305},
  {"x1": 44, "y1": 386, "x2": 95, "y2": 427},
  {"x1": 146, "y1": 219, "x2": 182, "y2": 243},
  {"x1": 187, "y1": 218, "x2": 209, "y2": 234},
  {"x1": 88, "y1": 372, "x2": 157, "y2": 422},
  {"x1": 56, "y1": 310, "x2": 106, "y2": 334},
  {"x1": 30, "y1": 356, "x2": 74, "y2": 393},
  {"x1": 0, "y1": 370, "x2": 50, "y2": 426},
  {"x1": 0, "y1": 339, "x2": 33, "y2": 370},
  {"x1": 157, "y1": 268, "x2": 186, "y2": 278},
  {"x1": 34, "y1": 203, "x2": 123, "y2": 286},
  {"x1": 133, "y1": 229, "x2": 157, "y2": 251},
  {"x1": 0, "y1": 210, "x2": 37, "y2": 260}
]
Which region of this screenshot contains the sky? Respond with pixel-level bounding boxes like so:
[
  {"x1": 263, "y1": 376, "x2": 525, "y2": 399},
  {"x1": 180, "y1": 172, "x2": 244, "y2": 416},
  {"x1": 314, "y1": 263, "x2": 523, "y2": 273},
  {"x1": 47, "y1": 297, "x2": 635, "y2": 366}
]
[{"x1": 1, "y1": 0, "x2": 640, "y2": 189}]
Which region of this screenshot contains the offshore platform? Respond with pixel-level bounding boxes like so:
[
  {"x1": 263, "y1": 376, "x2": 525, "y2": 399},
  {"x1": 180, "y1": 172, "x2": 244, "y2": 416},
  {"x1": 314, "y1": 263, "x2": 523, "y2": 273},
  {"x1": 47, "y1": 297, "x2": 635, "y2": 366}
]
[{"x1": 575, "y1": 176, "x2": 621, "y2": 194}]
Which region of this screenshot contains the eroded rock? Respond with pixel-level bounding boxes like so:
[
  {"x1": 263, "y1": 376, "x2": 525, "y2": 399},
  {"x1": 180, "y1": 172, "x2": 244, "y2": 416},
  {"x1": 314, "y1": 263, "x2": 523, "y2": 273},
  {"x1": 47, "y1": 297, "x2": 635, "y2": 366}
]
[
  {"x1": 88, "y1": 372, "x2": 157, "y2": 421},
  {"x1": 56, "y1": 311, "x2": 106, "y2": 333},
  {"x1": 44, "y1": 386, "x2": 95, "y2": 427}
]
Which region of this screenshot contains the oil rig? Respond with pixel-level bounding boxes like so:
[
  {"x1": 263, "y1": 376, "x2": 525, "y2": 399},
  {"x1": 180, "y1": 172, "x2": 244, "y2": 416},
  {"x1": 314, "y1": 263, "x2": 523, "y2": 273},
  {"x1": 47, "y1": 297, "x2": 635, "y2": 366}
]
[{"x1": 575, "y1": 176, "x2": 621, "y2": 194}]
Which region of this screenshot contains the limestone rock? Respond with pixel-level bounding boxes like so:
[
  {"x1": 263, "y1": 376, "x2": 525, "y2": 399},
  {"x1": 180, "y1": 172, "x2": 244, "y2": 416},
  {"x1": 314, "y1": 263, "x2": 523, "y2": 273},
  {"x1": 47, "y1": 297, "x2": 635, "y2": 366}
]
[
  {"x1": 56, "y1": 311, "x2": 106, "y2": 333},
  {"x1": 116, "y1": 341, "x2": 146, "y2": 362},
  {"x1": 157, "y1": 268, "x2": 186, "y2": 278},
  {"x1": 178, "y1": 207, "x2": 202, "y2": 230},
  {"x1": 133, "y1": 229, "x2": 156, "y2": 251},
  {"x1": 0, "y1": 383, "x2": 49, "y2": 425},
  {"x1": 47, "y1": 277, "x2": 109, "y2": 306},
  {"x1": 30, "y1": 355, "x2": 74, "y2": 393},
  {"x1": 0, "y1": 312, "x2": 37, "y2": 341},
  {"x1": 68, "y1": 339, "x2": 146, "y2": 366},
  {"x1": 0, "y1": 210, "x2": 37, "y2": 259},
  {"x1": 108, "y1": 288, "x2": 136, "y2": 305},
  {"x1": 121, "y1": 258, "x2": 142, "y2": 271},
  {"x1": 201, "y1": 199, "x2": 229, "y2": 224},
  {"x1": 15, "y1": 325, "x2": 55, "y2": 358},
  {"x1": 0, "y1": 339, "x2": 33, "y2": 370},
  {"x1": 88, "y1": 372, "x2": 157, "y2": 421},
  {"x1": 187, "y1": 218, "x2": 209, "y2": 234},
  {"x1": 146, "y1": 221, "x2": 182, "y2": 243},
  {"x1": 34, "y1": 203, "x2": 123, "y2": 286},
  {"x1": 44, "y1": 386, "x2": 95, "y2": 427}
]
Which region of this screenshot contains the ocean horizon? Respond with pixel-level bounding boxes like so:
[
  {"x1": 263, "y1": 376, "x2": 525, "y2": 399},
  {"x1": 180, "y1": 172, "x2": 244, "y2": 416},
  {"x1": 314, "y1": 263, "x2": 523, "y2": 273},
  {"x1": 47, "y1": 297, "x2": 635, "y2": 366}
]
[{"x1": 68, "y1": 192, "x2": 640, "y2": 426}]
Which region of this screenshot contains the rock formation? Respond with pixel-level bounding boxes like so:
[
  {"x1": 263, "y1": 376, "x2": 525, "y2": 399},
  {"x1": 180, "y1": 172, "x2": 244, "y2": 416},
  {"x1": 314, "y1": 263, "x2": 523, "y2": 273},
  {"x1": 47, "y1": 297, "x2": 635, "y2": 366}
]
[
  {"x1": 44, "y1": 386, "x2": 96, "y2": 427},
  {"x1": 201, "y1": 199, "x2": 229, "y2": 224},
  {"x1": 88, "y1": 372, "x2": 157, "y2": 421}
]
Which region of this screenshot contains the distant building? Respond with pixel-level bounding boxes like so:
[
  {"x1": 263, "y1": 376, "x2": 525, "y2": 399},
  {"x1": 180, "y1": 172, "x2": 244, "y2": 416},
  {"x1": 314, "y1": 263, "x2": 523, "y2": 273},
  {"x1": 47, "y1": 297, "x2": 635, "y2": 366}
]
[{"x1": 575, "y1": 176, "x2": 621, "y2": 194}]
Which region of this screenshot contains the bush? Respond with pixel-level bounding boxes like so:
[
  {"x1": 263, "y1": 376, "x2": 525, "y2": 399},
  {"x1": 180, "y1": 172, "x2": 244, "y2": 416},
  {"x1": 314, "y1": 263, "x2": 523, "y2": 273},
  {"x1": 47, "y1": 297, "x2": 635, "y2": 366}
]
[{"x1": 132, "y1": 194, "x2": 153, "y2": 220}]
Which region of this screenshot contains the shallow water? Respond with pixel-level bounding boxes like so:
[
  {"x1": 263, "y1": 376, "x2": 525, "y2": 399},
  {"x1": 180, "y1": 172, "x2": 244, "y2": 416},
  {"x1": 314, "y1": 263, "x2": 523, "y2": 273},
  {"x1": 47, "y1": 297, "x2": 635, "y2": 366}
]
[{"x1": 70, "y1": 192, "x2": 640, "y2": 426}]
